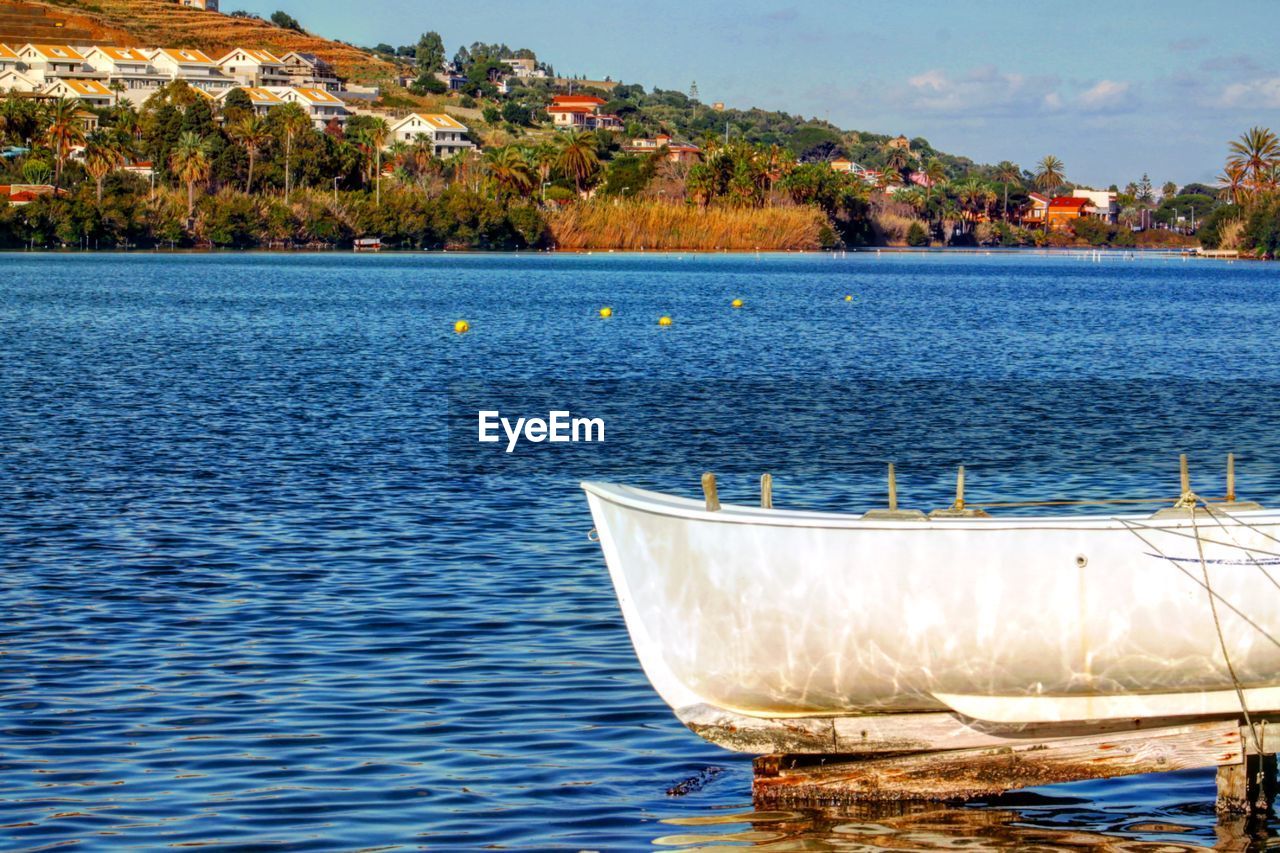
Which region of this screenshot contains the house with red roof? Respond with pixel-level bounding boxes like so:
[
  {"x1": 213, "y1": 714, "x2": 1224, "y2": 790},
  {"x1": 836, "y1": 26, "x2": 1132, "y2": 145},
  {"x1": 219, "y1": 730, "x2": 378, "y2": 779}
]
[
  {"x1": 547, "y1": 94, "x2": 623, "y2": 133},
  {"x1": 623, "y1": 133, "x2": 700, "y2": 164},
  {"x1": 1045, "y1": 195, "x2": 1095, "y2": 230},
  {"x1": 1018, "y1": 192, "x2": 1049, "y2": 226},
  {"x1": 0, "y1": 184, "x2": 67, "y2": 206}
]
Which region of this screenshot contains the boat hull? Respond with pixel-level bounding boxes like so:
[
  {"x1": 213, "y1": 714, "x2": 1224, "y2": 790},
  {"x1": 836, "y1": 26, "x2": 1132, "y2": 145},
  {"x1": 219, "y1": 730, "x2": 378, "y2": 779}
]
[{"x1": 582, "y1": 481, "x2": 1280, "y2": 723}]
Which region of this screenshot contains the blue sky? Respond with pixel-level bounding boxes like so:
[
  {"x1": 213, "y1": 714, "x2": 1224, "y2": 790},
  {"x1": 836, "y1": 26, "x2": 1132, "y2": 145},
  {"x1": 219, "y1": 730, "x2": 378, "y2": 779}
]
[{"x1": 232, "y1": 0, "x2": 1279, "y2": 186}]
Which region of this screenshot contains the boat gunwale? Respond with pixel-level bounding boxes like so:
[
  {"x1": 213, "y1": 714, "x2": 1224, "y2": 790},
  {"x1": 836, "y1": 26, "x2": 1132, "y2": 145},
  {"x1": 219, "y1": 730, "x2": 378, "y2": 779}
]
[{"x1": 580, "y1": 480, "x2": 1280, "y2": 532}]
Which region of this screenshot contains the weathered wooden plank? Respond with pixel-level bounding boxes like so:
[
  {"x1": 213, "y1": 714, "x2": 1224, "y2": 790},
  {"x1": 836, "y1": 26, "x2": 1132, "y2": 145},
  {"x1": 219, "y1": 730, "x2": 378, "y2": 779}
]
[
  {"x1": 679, "y1": 702, "x2": 1273, "y2": 757},
  {"x1": 753, "y1": 720, "x2": 1241, "y2": 805}
]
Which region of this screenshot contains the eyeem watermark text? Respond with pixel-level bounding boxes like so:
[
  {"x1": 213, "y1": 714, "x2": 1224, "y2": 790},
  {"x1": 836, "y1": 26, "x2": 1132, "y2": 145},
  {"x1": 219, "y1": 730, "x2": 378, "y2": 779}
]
[{"x1": 478, "y1": 410, "x2": 605, "y2": 453}]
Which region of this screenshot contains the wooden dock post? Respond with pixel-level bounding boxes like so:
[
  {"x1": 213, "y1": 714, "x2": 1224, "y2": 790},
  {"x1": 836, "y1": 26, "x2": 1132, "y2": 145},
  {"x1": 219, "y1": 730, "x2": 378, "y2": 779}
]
[
  {"x1": 760, "y1": 473, "x2": 773, "y2": 509},
  {"x1": 887, "y1": 463, "x2": 897, "y2": 512},
  {"x1": 1227, "y1": 452, "x2": 1236, "y2": 503},
  {"x1": 701, "y1": 472, "x2": 720, "y2": 512},
  {"x1": 1216, "y1": 752, "x2": 1277, "y2": 817}
]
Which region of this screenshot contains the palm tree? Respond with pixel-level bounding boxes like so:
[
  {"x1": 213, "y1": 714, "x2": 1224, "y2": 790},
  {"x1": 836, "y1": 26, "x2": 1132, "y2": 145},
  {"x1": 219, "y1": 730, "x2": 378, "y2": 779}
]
[
  {"x1": 486, "y1": 145, "x2": 534, "y2": 197},
  {"x1": 922, "y1": 158, "x2": 947, "y2": 216},
  {"x1": 43, "y1": 98, "x2": 86, "y2": 187},
  {"x1": 82, "y1": 132, "x2": 126, "y2": 202},
  {"x1": 1216, "y1": 163, "x2": 1247, "y2": 205},
  {"x1": 994, "y1": 160, "x2": 1021, "y2": 219},
  {"x1": 1227, "y1": 126, "x2": 1280, "y2": 189},
  {"x1": 883, "y1": 143, "x2": 911, "y2": 177},
  {"x1": 556, "y1": 130, "x2": 599, "y2": 194},
  {"x1": 274, "y1": 102, "x2": 312, "y2": 202},
  {"x1": 532, "y1": 140, "x2": 557, "y2": 188},
  {"x1": 364, "y1": 116, "x2": 391, "y2": 205},
  {"x1": 1161, "y1": 180, "x2": 1178, "y2": 200},
  {"x1": 1034, "y1": 155, "x2": 1065, "y2": 196},
  {"x1": 170, "y1": 131, "x2": 210, "y2": 218},
  {"x1": 0, "y1": 95, "x2": 39, "y2": 146},
  {"x1": 228, "y1": 114, "x2": 270, "y2": 193},
  {"x1": 108, "y1": 80, "x2": 126, "y2": 108}
]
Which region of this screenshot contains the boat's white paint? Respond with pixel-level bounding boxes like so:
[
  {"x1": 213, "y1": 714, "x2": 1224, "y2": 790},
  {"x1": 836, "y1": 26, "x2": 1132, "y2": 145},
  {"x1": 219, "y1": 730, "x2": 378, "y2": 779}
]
[
  {"x1": 934, "y1": 686, "x2": 1280, "y2": 723},
  {"x1": 582, "y1": 481, "x2": 1280, "y2": 724}
]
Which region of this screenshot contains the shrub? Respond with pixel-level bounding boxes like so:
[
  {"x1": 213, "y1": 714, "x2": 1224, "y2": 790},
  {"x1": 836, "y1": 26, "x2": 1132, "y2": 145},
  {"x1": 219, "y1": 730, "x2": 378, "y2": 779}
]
[
  {"x1": 906, "y1": 221, "x2": 929, "y2": 246},
  {"x1": 1244, "y1": 199, "x2": 1280, "y2": 257},
  {"x1": 1069, "y1": 216, "x2": 1111, "y2": 246},
  {"x1": 1197, "y1": 205, "x2": 1243, "y2": 250},
  {"x1": 410, "y1": 74, "x2": 448, "y2": 96}
]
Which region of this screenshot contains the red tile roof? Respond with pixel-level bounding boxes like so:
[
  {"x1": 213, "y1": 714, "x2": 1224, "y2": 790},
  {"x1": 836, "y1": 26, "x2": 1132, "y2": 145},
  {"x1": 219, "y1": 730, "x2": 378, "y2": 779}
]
[
  {"x1": 1048, "y1": 196, "x2": 1091, "y2": 208},
  {"x1": 551, "y1": 94, "x2": 605, "y2": 106}
]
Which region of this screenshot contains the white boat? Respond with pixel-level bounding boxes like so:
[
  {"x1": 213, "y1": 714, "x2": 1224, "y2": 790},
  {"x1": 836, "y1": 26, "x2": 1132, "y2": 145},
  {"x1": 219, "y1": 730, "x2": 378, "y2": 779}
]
[{"x1": 582, "y1": 480, "x2": 1280, "y2": 731}]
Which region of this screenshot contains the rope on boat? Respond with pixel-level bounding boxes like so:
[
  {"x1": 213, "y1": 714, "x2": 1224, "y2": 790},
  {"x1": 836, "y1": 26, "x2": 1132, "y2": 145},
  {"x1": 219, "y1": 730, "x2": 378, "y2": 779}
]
[
  {"x1": 970, "y1": 495, "x2": 1187, "y2": 509},
  {"x1": 1184, "y1": 496, "x2": 1266, "y2": 766},
  {"x1": 1116, "y1": 519, "x2": 1280, "y2": 652},
  {"x1": 1119, "y1": 504, "x2": 1268, "y2": 798}
]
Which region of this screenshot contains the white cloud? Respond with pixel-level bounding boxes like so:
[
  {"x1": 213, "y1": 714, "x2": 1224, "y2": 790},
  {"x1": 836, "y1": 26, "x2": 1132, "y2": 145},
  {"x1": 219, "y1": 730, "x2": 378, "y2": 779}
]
[
  {"x1": 1221, "y1": 77, "x2": 1280, "y2": 108},
  {"x1": 1075, "y1": 79, "x2": 1135, "y2": 112},
  {"x1": 893, "y1": 67, "x2": 1138, "y2": 118},
  {"x1": 899, "y1": 66, "x2": 1062, "y2": 117}
]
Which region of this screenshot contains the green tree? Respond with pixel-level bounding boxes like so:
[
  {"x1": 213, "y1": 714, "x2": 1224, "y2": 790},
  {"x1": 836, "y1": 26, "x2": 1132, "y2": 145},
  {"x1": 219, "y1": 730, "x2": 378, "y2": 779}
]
[
  {"x1": 273, "y1": 102, "x2": 313, "y2": 201},
  {"x1": 44, "y1": 98, "x2": 87, "y2": 187},
  {"x1": 416, "y1": 31, "x2": 446, "y2": 73},
  {"x1": 1137, "y1": 173, "x2": 1153, "y2": 202},
  {"x1": 1034, "y1": 155, "x2": 1065, "y2": 196},
  {"x1": 82, "y1": 131, "x2": 127, "y2": 202},
  {"x1": 228, "y1": 114, "x2": 270, "y2": 193},
  {"x1": 994, "y1": 160, "x2": 1021, "y2": 218},
  {"x1": 555, "y1": 130, "x2": 599, "y2": 193},
  {"x1": 1227, "y1": 126, "x2": 1279, "y2": 191},
  {"x1": 270, "y1": 10, "x2": 302, "y2": 31},
  {"x1": 485, "y1": 146, "x2": 534, "y2": 197},
  {"x1": 170, "y1": 131, "x2": 211, "y2": 217}
]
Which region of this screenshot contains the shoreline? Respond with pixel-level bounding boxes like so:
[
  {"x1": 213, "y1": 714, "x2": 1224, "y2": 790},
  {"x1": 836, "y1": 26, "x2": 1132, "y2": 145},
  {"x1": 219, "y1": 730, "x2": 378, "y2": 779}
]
[{"x1": 0, "y1": 245, "x2": 1237, "y2": 258}]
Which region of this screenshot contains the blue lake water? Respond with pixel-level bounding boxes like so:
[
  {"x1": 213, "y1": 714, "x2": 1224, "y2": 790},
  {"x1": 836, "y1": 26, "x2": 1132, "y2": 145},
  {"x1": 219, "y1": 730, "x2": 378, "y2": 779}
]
[{"x1": 2, "y1": 251, "x2": 1280, "y2": 850}]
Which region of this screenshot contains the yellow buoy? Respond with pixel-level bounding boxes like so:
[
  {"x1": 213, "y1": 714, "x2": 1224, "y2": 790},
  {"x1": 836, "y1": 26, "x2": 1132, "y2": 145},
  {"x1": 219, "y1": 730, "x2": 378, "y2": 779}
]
[
  {"x1": 454, "y1": 319, "x2": 470, "y2": 334},
  {"x1": 658, "y1": 315, "x2": 672, "y2": 327},
  {"x1": 599, "y1": 307, "x2": 613, "y2": 319},
  {"x1": 731, "y1": 298, "x2": 744, "y2": 309},
  {"x1": 844, "y1": 295, "x2": 853, "y2": 302}
]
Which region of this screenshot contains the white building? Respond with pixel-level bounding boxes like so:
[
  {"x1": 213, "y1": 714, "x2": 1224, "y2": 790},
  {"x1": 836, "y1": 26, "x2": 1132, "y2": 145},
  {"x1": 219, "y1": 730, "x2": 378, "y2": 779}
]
[
  {"x1": 388, "y1": 112, "x2": 474, "y2": 158},
  {"x1": 278, "y1": 51, "x2": 341, "y2": 92},
  {"x1": 218, "y1": 85, "x2": 284, "y2": 114},
  {"x1": 179, "y1": 0, "x2": 219, "y2": 10},
  {"x1": 0, "y1": 44, "x2": 20, "y2": 74},
  {"x1": 216, "y1": 48, "x2": 291, "y2": 87},
  {"x1": 500, "y1": 57, "x2": 547, "y2": 80},
  {"x1": 42, "y1": 78, "x2": 114, "y2": 108},
  {"x1": 144, "y1": 48, "x2": 234, "y2": 94},
  {"x1": 266, "y1": 86, "x2": 349, "y2": 128},
  {"x1": 15, "y1": 44, "x2": 97, "y2": 82},
  {"x1": 1072, "y1": 189, "x2": 1119, "y2": 224},
  {"x1": 0, "y1": 68, "x2": 40, "y2": 93},
  {"x1": 81, "y1": 46, "x2": 163, "y2": 105}
]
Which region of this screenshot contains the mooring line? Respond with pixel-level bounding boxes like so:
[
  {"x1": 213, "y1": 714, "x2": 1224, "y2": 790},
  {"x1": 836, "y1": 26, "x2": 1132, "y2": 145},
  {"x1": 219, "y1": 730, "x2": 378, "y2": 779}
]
[
  {"x1": 1116, "y1": 519, "x2": 1280, "y2": 653},
  {"x1": 1185, "y1": 498, "x2": 1265, "y2": 760}
]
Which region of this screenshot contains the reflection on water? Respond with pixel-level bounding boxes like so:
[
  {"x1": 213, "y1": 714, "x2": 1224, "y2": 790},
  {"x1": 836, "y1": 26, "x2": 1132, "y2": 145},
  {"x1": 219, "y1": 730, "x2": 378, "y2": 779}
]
[{"x1": 657, "y1": 801, "x2": 1273, "y2": 851}]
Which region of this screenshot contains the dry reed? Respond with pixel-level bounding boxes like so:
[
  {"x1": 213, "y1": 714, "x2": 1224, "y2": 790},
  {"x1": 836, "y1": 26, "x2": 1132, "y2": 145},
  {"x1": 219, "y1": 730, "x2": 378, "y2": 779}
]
[{"x1": 547, "y1": 200, "x2": 827, "y2": 251}]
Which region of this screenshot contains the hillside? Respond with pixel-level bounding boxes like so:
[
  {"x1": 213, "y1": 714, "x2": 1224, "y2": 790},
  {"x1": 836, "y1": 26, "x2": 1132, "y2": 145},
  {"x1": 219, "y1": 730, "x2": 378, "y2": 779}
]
[{"x1": 3, "y1": 0, "x2": 392, "y2": 80}]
